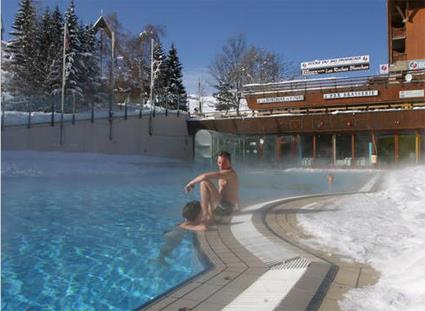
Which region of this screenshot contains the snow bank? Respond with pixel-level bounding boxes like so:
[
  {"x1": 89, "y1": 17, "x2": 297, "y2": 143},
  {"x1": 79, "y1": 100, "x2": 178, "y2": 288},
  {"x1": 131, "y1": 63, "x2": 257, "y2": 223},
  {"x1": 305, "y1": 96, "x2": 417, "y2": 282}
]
[{"x1": 297, "y1": 166, "x2": 425, "y2": 311}]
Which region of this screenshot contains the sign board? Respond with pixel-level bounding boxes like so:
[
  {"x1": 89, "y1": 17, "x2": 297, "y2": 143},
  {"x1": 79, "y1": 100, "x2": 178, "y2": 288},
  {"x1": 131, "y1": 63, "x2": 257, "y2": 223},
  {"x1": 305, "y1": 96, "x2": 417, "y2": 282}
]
[
  {"x1": 379, "y1": 64, "x2": 389, "y2": 74},
  {"x1": 301, "y1": 55, "x2": 370, "y2": 69},
  {"x1": 371, "y1": 155, "x2": 377, "y2": 164},
  {"x1": 324, "y1": 90, "x2": 378, "y2": 100},
  {"x1": 301, "y1": 55, "x2": 370, "y2": 75},
  {"x1": 399, "y1": 89, "x2": 425, "y2": 99},
  {"x1": 408, "y1": 60, "x2": 425, "y2": 70},
  {"x1": 257, "y1": 95, "x2": 304, "y2": 104},
  {"x1": 302, "y1": 64, "x2": 369, "y2": 75}
]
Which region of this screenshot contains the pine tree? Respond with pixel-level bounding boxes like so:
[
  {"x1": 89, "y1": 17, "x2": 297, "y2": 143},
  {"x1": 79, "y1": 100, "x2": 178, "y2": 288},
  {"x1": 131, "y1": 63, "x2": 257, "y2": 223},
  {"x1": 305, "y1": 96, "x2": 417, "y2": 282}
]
[
  {"x1": 7, "y1": 0, "x2": 40, "y2": 97},
  {"x1": 78, "y1": 23, "x2": 102, "y2": 108},
  {"x1": 166, "y1": 44, "x2": 187, "y2": 111},
  {"x1": 37, "y1": 7, "x2": 52, "y2": 96},
  {"x1": 64, "y1": 0, "x2": 83, "y2": 100},
  {"x1": 213, "y1": 79, "x2": 235, "y2": 112},
  {"x1": 46, "y1": 6, "x2": 64, "y2": 96}
]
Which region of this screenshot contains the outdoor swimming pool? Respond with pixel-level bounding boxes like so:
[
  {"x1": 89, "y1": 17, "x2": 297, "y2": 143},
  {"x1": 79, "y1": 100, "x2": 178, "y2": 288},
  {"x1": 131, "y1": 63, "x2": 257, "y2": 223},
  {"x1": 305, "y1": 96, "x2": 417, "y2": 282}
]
[{"x1": 1, "y1": 151, "x2": 374, "y2": 310}]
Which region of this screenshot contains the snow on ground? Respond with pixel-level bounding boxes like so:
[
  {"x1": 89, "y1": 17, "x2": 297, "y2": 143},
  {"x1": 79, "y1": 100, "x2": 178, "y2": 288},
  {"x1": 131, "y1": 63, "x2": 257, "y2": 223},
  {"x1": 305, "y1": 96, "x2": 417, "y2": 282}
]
[
  {"x1": 187, "y1": 94, "x2": 249, "y2": 115},
  {"x1": 297, "y1": 166, "x2": 425, "y2": 311}
]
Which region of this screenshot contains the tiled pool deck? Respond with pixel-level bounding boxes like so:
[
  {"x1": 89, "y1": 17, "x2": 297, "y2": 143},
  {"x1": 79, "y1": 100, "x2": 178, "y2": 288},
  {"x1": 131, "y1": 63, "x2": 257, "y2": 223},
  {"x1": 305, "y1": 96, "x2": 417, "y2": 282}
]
[{"x1": 140, "y1": 193, "x2": 380, "y2": 311}]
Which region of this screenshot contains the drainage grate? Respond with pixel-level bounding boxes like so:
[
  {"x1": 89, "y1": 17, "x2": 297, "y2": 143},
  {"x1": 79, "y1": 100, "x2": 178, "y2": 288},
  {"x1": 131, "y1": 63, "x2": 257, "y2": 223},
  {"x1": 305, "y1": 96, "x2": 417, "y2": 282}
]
[{"x1": 268, "y1": 256, "x2": 311, "y2": 270}]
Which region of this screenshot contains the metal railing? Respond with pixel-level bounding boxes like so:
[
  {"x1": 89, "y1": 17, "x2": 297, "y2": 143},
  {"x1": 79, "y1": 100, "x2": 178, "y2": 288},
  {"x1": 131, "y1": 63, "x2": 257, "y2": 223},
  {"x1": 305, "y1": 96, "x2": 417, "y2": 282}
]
[
  {"x1": 242, "y1": 69, "x2": 425, "y2": 96},
  {"x1": 187, "y1": 70, "x2": 425, "y2": 120},
  {"x1": 1, "y1": 94, "x2": 187, "y2": 129}
]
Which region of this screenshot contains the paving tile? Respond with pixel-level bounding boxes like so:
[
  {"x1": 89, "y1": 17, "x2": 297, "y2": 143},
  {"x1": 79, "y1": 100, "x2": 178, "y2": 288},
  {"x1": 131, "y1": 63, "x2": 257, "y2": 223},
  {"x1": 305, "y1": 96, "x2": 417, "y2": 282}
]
[
  {"x1": 278, "y1": 287, "x2": 314, "y2": 310},
  {"x1": 357, "y1": 267, "x2": 380, "y2": 287},
  {"x1": 141, "y1": 296, "x2": 177, "y2": 311},
  {"x1": 334, "y1": 268, "x2": 360, "y2": 287},
  {"x1": 243, "y1": 267, "x2": 268, "y2": 275},
  {"x1": 292, "y1": 274, "x2": 324, "y2": 292},
  {"x1": 205, "y1": 270, "x2": 243, "y2": 286},
  {"x1": 326, "y1": 283, "x2": 351, "y2": 300},
  {"x1": 192, "y1": 301, "x2": 225, "y2": 311},
  {"x1": 305, "y1": 262, "x2": 331, "y2": 278},
  {"x1": 205, "y1": 286, "x2": 245, "y2": 305},
  {"x1": 182, "y1": 283, "x2": 223, "y2": 301},
  {"x1": 318, "y1": 298, "x2": 342, "y2": 311},
  {"x1": 223, "y1": 265, "x2": 246, "y2": 273},
  {"x1": 225, "y1": 273, "x2": 261, "y2": 290},
  {"x1": 274, "y1": 305, "x2": 305, "y2": 311},
  {"x1": 168, "y1": 281, "x2": 203, "y2": 298},
  {"x1": 190, "y1": 270, "x2": 222, "y2": 284},
  {"x1": 221, "y1": 257, "x2": 244, "y2": 265},
  {"x1": 160, "y1": 298, "x2": 200, "y2": 311}
]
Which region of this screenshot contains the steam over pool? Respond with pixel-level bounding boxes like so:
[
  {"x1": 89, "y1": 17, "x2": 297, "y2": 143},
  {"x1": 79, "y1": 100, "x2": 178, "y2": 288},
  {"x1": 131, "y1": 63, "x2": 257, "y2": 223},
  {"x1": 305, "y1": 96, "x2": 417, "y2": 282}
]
[{"x1": 2, "y1": 151, "x2": 374, "y2": 310}]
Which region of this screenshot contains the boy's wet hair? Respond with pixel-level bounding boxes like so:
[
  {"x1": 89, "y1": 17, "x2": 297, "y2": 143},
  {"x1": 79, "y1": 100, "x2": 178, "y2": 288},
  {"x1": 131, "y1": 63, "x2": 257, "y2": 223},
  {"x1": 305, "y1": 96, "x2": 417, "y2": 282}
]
[
  {"x1": 182, "y1": 200, "x2": 201, "y2": 221},
  {"x1": 218, "y1": 151, "x2": 231, "y2": 162}
]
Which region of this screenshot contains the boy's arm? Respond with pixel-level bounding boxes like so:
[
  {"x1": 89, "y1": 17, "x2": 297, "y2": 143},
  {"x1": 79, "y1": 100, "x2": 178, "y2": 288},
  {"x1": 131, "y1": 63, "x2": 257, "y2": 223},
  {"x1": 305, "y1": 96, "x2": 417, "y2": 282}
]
[{"x1": 179, "y1": 221, "x2": 207, "y2": 232}]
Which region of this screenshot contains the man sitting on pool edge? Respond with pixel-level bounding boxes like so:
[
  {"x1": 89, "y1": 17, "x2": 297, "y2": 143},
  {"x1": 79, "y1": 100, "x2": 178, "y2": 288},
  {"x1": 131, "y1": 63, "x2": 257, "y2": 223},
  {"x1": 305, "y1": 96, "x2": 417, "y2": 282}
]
[{"x1": 184, "y1": 151, "x2": 240, "y2": 227}]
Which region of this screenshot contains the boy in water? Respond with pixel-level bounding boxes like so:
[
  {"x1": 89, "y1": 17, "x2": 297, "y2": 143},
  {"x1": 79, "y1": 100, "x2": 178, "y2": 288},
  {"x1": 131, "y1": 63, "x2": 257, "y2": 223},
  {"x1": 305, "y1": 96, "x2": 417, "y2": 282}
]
[{"x1": 159, "y1": 201, "x2": 206, "y2": 262}]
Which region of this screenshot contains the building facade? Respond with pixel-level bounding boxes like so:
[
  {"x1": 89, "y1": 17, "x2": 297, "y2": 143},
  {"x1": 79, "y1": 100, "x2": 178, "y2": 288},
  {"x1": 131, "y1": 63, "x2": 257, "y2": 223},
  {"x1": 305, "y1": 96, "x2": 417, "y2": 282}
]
[{"x1": 189, "y1": 0, "x2": 425, "y2": 167}]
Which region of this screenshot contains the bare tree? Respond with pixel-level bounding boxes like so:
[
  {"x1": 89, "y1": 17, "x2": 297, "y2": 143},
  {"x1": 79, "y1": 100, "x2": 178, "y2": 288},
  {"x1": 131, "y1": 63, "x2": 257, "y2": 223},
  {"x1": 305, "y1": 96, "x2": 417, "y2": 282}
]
[
  {"x1": 100, "y1": 13, "x2": 166, "y2": 103},
  {"x1": 138, "y1": 24, "x2": 166, "y2": 105},
  {"x1": 210, "y1": 34, "x2": 292, "y2": 114}
]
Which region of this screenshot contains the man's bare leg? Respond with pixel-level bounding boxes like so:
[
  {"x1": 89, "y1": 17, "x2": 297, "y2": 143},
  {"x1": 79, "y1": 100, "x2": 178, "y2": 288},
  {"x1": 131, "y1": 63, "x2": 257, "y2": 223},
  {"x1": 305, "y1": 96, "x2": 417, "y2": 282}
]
[{"x1": 200, "y1": 180, "x2": 221, "y2": 224}]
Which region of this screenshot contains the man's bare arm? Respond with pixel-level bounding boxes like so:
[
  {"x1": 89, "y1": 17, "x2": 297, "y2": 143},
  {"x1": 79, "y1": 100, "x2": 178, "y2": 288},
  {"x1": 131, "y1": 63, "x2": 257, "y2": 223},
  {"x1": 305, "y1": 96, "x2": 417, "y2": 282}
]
[{"x1": 184, "y1": 170, "x2": 229, "y2": 192}]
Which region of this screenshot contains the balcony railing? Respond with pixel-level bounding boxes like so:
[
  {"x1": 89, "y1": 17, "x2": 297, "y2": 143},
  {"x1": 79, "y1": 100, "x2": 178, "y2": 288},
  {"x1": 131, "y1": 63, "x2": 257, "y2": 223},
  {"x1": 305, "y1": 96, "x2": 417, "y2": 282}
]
[
  {"x1": 392, "y1": 26, "x2": 406, "y2": 39},
  {"x1": 242, "y1": 70, "x2": 424, "y2": 96}
]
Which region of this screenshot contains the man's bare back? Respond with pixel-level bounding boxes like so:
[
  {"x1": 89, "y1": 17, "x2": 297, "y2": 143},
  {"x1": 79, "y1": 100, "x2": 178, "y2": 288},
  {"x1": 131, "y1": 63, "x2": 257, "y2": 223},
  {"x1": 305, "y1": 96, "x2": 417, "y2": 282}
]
[{"x1": 218, "y1": 168, "x2": 239, "y2": 208}]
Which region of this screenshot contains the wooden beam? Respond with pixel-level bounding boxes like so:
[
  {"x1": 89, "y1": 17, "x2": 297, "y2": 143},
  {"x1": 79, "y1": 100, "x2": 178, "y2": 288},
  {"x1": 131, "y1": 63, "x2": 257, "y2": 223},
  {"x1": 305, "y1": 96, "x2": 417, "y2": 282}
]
[
  {"x1": 313, "y1": 135, "x2": 317, "y2": 160},
  {"x1": 394, "y1": 133, "x2": 399, "y2": 163},
  {"x1": 395, "y1": 5, "x2": 407, "y2": 22},
  {"x1": 275, "y1": 136, "x2": 282, "y2": 161},
  {"x1": 351, "y1": 133, "x2": 356, "y2": 166},
  {"x1": 371, "y1": 131, "x2": 378, "y2": 155},
  {"x1": 291, "y1": 135, "x2": 297, "y2": 159},
  {"x1": 416, "y1": 130, "x2": 421, "y2": 164}
]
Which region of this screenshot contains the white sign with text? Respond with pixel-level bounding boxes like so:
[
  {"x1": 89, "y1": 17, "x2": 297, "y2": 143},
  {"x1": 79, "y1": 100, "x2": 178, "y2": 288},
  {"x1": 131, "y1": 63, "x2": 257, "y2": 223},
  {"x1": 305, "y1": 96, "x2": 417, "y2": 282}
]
[
  {"x1": 399, "y1": 90, "x2": 424, "y2": 99},
  {"x1": 301, "y1": 55, "x2": 370, "y2": 70},
  {"x1": 257, "y1": 95, "x2": 304, "y2": 104},
  {"x1": 324, "y1": 90, "x2": 378, "y2": 99}
]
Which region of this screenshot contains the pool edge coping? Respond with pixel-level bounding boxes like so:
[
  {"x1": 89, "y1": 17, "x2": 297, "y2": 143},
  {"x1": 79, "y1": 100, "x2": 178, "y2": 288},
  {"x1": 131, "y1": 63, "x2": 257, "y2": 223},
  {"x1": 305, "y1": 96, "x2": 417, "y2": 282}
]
[{"x1": 139, "y1": 172, "x2": 383, "y2": 311}]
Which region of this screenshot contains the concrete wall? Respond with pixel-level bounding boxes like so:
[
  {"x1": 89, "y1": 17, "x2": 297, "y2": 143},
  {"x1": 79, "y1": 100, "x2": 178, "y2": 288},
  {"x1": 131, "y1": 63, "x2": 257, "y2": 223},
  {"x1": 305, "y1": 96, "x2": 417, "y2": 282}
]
[{"x1": 1, "y1": 113, "x2": 193, "y2": 161}]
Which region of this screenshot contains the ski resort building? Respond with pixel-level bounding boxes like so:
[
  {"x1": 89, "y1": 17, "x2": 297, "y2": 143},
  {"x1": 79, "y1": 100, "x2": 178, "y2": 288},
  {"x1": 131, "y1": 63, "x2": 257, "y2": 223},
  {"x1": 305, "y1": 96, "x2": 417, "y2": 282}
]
[{"x1": 189, "y1": 0, "x2": 425, "y2": 167}]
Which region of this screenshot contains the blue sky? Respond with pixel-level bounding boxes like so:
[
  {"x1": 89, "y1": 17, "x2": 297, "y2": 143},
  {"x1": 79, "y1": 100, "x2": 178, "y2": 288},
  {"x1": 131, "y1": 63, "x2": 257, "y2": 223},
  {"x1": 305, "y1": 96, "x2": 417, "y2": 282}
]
[{"x1": 2, "y1": 0, "x2": 388, "y2": 94}]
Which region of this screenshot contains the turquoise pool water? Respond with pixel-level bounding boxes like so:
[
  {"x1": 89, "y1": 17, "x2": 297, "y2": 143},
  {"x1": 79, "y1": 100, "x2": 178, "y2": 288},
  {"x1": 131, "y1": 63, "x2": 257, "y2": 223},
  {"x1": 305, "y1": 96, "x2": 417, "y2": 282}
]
[{"x1": 1, "y1": 151, "x2": 374, "y2": 310}]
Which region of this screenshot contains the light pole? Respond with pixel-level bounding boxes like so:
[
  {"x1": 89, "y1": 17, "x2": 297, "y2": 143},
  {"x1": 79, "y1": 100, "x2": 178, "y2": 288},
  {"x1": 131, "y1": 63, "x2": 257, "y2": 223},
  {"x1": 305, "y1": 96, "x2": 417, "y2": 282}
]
[
  {"x1": 138, "y1": 31, "x2": 156, "y2": 137},
  {"x1": 138, "y1": 30, "x2": 151, "y2": 118}
]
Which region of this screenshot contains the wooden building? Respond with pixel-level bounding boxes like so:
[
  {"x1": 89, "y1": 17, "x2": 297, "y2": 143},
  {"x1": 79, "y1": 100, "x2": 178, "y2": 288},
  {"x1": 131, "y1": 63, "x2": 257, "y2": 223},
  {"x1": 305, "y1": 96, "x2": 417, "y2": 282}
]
[
  {"x1": 388, "y1": 0, "x2": 425, "y2": 70},
  {"x1": 188, "y1": 0, "x2": 425, "y2": 167}
]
